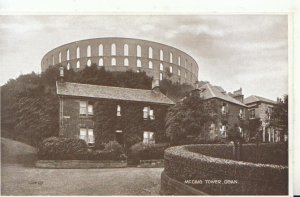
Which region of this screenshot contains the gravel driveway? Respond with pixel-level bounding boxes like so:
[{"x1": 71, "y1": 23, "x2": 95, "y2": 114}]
[{"x1": 1, "y1": 164, "x2": 163, "y2": 195}]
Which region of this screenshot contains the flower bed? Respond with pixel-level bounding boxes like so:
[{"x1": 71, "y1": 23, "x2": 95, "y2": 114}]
[{"x1": 161, "y1": 144, "x2": 288, "y2": 195}]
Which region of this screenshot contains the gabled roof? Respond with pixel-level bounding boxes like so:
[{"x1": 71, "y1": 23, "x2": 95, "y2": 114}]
[
  {"x1": 197, "y1": 83, "x2": 247, "y2": 107},
  {"x1": 244, "y1": 95, "x2": 277, "y2": 105},
  {"x1": 56, "y1": 82, "x2": 175, "y2": 105}
]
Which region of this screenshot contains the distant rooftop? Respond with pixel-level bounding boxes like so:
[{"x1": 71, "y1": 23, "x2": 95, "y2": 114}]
[
  {"x1": 56, "y1": 82, "x2": 175, "y2": 105},
  {"x1": 197, "y1": 83, "x2": 247, "y2": 107},
  {"x1": 244, "y1": 95, "x2": 277, "y2": 105}
]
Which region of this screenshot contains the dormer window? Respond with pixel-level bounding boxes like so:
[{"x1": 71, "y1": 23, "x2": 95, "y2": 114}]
[{"x1": 117, "y1": 105, "x2": 121, "y2": 116}]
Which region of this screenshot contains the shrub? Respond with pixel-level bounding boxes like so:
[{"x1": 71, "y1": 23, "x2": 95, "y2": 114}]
[
  {"x1": 129, "y1": 142, "x2": 169, "y2": 160},
  {"x1": 37, "y1": 137, "x2": 88, "y2": 160}
]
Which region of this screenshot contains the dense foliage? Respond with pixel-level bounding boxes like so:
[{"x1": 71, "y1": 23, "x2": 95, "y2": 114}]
[
  {"x1": 165, "y1": 93, "x2": 214, "y2": 145},
  {"x1": 270, "y1": 95, "x2": 288, "y2": 139}
]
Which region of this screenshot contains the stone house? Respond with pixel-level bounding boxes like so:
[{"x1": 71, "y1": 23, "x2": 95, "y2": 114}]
[
  {"x1": 56, "y1": 80, "x2": 174, "y2": 147},
  {"x1": 244, "y1": 95, "x2": 282, "y2": 142},
  {"x1": 191, "y1": 82, "x2": 248, "y2": 140}
]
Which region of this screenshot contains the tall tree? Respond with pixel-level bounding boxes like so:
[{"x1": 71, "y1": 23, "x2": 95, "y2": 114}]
[{"x1": 270, "y1": 95, "x2": 288, "y2": 140}]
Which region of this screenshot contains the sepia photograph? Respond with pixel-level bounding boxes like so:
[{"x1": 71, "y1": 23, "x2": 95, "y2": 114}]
[{"x1": 0, "y1": 13, "x2": 290, "y2": 195}]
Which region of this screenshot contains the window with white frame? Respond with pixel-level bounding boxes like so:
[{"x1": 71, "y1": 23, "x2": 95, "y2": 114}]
[
  {"x1": 124, "y1": 58, "x2": 129, "y2": 66},
  {"x1": 239, "y1": 108, "x2": 244, "y2": 119},
  {"x1": 76, "y1": 60, "x2": 80, "y2": 68},
  {"x1": 99, "y1": 44, "x2": 103, "y2": 56},
  {"x1": 221, "y1": 102, "x2": 228, "y2": 114},
  {"x1": 249, "y1": 109, "x2": 255, "y2": 119},
  {"x1": 137, "y1": 59, "x2": 142, "y2": 67},
  {"x1": 58, "y1": 52, "x2": 62, "y2": 63},
  {"x1": 117, "y1": 105, "x2": 121, "y2": 116},
  {"x1": 111, "y1": 43, "x2": 116, "y2": 56},
  {"x1": 220, "y1": 125, "x2": 227, "y2": 137},
  {"x1": 88, "y1": 129, "x2": 95, "y2": 144},
  {"x1": 169, "y1": 66, "x2": 173, "y2": 73},
  {"x1": 67, "y1": 49, "x2": 70, "y2": 61},
  {"x1": 137, "y1": 45, "x2": 141, "y2": 57},
  {"x1": 124, "y1": 44, "x2": 129, "y2": 56},
  {"x1": 111, "y1": 58, "x2": 116, "y2": 66},
  {"x1": 160, "y1": 63, "x2": 163, "y2": 71},
  {"x1": 170, "y1": 52, "x2": 173, "y2": 63},
  {"x1": 80, "y1": 101, "x2": 87, "y2": 115},
  {"x1": 76, "y1": 46, "x2": 80, "y2": 58},
  {"x1": 143, "y1": 106, "x2": 154, "y2": 120},
  {"x1": 80, "y1": 128, "x2": 87, "y2": 142},
  {"x1": 149, "y1": 47, "x2": 153, "y2": 58},
  {"x1": 149, "y1": 61, "x2": 153, "y2": 69},
  {"x1": 87, "y1": 45, "x2": 91, "y2": 57},
  {"x1": 88, "y1": 104, "x2": 93, "y2": 115},
  {"x1": 239, "y1": 127, "x2": 243, "y2": 137},
  {"x1": 160, "y1": 50, "x2": 163, "y2": 61},
  {"x1": 143, "y1": 131, "x2": 154, "y2": 144},
  {"x1": 160, "y1": 73, "x2": 163, "y2": 81},
  {"x1": 99, "y1": 58, "x2": 103, "y2": 66},
  {"x1": 87, "y1": 59, "x2": 91, "y2": 67}
]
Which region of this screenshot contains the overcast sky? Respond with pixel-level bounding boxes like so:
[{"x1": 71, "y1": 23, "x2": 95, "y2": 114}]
[{"x1": 0, "y1": 15, "x2": 287, "y2": 100}]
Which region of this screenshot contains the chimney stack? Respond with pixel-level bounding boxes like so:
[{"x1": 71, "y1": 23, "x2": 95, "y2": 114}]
[{"x1": 152, "y1": 78, "x2": 160, "y2": 93}]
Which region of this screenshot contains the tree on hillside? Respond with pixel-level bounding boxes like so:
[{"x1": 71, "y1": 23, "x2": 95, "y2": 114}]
[
  {"x1": 165, "y1": 93, "x2": 212, "y2": 145},
  {"x1": 270, "y1": 95, "x2": 288, "y2": 140},
  {"x1": 160, "y1": 79, "x2": 194, "y2": 102}
]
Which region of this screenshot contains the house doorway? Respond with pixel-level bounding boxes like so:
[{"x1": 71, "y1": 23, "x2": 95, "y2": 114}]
[{"x1": 115, "y1": 130, "x2": 124, "y2": 146}]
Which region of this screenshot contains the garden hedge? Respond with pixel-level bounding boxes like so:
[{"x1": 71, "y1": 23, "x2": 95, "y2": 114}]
[
  {"x1": 37, "y1": 137, "x2": 126, "y2": 161},
  {"x1": 129, "y1": 142, "x2": 169, "y2": 160},
  {"x1": 161, "y1": 144, "x2": 288, "y2": 195}
]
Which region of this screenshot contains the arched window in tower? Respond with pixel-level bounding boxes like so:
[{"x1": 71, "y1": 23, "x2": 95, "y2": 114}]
[
  {"x1": 67, "y1": 49, "x2": 70, "y2": 61},
  {"x1": 170, "y1": 52, "x2": 173, "y2": 63},
  {"x1": 99, "y1": 44, "x2": 103, "y2": 56},
  {"x1": 111, "y1": 43, "x2": 116, "y2": 56},
  {"x1": 99, "y1": 58, "x2": 103, "y2": 66},
  {"x1": 185, "y1": 59, "x2": 187, "y2": 68},
  {"x1": 58, "y1": 52, "x2": 62, "y2": 63},
  {"x1": 178, "y1": 56, "x2": 181, "y2": 66},
  {"x1": 149, "y1": 61, "x2": 153, "y2": 69},
  {"x1": 169, "y1": 66, "x2": 173, "y2": 73},
  {"x1": 160, "y1": 50, "x2": 163, "y2": 61},
  {"x1": 124, "y1": 44, "x2": 129, "y2": 56},
  {"x1": 111, "y1": 57, "x2": 116, "y2": 66},
  {"x1": 178, "y1": 69, "x2": 181, "y2": 76},
  {"x1": 67, "y1": 62, "x2": 70, "y2": 70},
  {"x1": 160, "y1": 73, "x2": 163, "y2": 81},
  {"x1": 160, "y1": 63, "x2": 163, "y2": 71},
  {"x1": 137, "y1": 45, "x2": 141, "y2": 57},
  {"x1": 137, "y1": 59, "x2": 141, "y2": 67},
  {"x1": 87, "y1": 59, "x2": 91, "y2": 67},
  {"x1": 52, "y1": 55, "x2": 54, "y2": 65},
  {"x1": 149, "y1": 47, "x2": 153, "y2": 58},
  {"x1": 87, "y1": 45, "x2": 91, "y2": 57},
  {"x1": 76, "y1": 60, "x2": 80, "y2": 68},
  {"x1": 76, "y1": 47, "x2": 80, "y2": 58},
  {"x1": 124, "y1": 58, "x2": 129, "y2": 66}
]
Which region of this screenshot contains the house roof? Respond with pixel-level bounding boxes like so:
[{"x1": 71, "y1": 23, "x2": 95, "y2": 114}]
[
  {"x1": 56, "y1": 82, "x2": 175, "y2": 105},
  {"x1": 197, "y1": 83, "x2": 247, "y2": 107},
  {"x1": 244, "y1": 95, "x2": 277, "y2": 105}
]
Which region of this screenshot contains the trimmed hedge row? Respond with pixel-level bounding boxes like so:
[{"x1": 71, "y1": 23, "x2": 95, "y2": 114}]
[
  {"x1": 162, "y1": 144, "x2": 288, "y2": 195},
  {"x1": 129, "y1": 142, "x2": 169, "y2": 160},
  {"x1": 37, "y1": 137, "x2": 126, "y2": 161},
  {"x1": 185, "y1": 143, "x2": 288, "y2": 165}
]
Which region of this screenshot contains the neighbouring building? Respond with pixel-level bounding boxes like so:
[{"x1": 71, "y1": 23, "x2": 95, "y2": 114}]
[
  {"x1": 56, "y1": 79, "x2": 174, "y2": 148},
  {"x1": 190, "y1": 82, "x2": 248, "y2": 141},
  {"x1": 244, "y1": 95, "x2": 281, "y2": 142}
]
